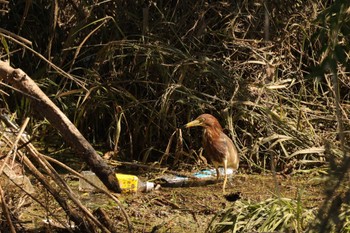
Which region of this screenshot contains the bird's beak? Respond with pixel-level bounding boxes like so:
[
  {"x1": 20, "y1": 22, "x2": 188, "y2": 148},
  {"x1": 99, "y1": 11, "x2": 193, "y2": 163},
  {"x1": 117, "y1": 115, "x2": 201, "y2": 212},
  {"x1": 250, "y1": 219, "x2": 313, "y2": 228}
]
[{"x1": 183, "y1": 119, "x2": 202, "y2": 128}]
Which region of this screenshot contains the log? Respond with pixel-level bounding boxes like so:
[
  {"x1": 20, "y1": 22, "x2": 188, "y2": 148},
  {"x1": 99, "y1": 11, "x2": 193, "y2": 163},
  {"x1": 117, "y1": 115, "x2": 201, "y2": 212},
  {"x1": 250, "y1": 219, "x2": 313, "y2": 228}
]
[{"x1": 0, "y1": 60, "x2": 122, "y2": 193}]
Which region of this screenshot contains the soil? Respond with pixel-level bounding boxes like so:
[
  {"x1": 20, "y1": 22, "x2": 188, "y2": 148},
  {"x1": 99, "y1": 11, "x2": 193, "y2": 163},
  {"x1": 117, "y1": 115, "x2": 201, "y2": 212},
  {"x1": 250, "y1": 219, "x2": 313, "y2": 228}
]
[
  {"x1": 119, "y1": 173, "x2": 323, "y2": 232},
  {"x1": 17, "y1": 172, "x2": 325, "y2": 232}
]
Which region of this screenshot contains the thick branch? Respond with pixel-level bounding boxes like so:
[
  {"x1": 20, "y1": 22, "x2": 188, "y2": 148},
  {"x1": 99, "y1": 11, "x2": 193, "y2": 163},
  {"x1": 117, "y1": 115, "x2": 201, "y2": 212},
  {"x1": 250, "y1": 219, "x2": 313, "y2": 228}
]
[{"x1": 0, "y1": 60, "x2": 121, "y2": 193}]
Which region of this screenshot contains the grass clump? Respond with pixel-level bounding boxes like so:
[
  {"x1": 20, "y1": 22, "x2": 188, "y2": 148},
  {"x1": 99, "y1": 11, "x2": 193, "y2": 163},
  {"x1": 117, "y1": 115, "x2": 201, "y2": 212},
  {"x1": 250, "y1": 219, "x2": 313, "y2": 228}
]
[{"x1": 207, "y1": 197, "x2": 315, "y2": 233}]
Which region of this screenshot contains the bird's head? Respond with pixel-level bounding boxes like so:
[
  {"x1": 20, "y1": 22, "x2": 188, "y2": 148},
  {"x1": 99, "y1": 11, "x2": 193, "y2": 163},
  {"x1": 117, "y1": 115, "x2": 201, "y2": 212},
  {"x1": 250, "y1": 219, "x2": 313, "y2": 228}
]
[{"x1": 184, "y1": 114, "x2": 223, "y2": 131}]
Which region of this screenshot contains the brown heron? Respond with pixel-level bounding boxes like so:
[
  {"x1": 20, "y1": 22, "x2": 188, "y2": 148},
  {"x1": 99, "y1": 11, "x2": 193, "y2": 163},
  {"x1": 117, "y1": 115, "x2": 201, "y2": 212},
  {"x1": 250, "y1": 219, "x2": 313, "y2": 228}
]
[{"x1": 184, "y1": 114, "x2": 239, "y2": 192}]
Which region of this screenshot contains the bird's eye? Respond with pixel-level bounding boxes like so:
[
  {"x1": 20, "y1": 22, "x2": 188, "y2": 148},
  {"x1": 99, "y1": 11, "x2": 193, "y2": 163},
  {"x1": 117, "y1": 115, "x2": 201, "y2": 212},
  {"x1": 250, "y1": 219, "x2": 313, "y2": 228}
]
[{"x1": 199, "y1": 118, "x2": 205, "y2": 123}]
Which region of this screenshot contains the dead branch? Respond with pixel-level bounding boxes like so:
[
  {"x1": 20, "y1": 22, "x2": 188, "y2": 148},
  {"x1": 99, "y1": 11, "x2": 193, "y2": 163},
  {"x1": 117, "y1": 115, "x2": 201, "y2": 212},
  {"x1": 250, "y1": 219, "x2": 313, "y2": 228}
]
[{"x1": 0, "y1": 60, "x2": 122, "y2": 193}]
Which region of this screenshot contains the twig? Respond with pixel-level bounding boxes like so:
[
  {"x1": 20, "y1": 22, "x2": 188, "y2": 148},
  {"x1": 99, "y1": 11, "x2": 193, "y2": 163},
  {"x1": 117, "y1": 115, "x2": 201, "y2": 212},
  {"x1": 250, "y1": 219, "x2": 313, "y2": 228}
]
[
  {"x1": 43, "y1": 155, "x2": 133, "y2": 232},
  {"x1": 0, "y1": 117, "x2": 29, "y2": 175},
  {"x1": 0, "y1": 186, "x2": 16, "y2": 233}
]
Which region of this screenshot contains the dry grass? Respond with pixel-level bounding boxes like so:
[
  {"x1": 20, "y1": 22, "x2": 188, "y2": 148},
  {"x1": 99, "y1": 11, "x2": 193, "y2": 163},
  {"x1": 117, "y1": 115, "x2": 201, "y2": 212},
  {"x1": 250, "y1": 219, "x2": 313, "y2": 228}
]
[{"x1": 1, "y1": 0, "x2": 350, "y2": 232}]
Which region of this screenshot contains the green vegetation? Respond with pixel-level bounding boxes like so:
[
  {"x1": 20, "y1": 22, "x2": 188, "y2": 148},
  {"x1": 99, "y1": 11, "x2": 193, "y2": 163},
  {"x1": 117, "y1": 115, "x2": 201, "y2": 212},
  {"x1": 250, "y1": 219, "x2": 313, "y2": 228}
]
[{"x1": 207, "y1": 197, "x2": 315, "y2": 233}]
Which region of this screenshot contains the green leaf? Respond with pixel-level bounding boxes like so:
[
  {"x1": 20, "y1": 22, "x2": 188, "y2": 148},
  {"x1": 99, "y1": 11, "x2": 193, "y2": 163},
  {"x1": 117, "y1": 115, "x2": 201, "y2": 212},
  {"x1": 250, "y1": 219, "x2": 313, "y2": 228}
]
[{"x1": 1, "y1": 36, "x2": 10, "y2": 61}]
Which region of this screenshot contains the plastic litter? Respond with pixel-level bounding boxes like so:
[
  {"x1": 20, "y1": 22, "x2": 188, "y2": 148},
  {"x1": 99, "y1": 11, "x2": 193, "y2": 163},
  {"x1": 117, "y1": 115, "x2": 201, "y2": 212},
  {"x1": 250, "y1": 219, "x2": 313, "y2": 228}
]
[
  {"x1": 79, "y1": 171, "x2": 154, "y2": 193},
  {"x1": 159, "y1": 168, "x2": 236, "y2": 187}
]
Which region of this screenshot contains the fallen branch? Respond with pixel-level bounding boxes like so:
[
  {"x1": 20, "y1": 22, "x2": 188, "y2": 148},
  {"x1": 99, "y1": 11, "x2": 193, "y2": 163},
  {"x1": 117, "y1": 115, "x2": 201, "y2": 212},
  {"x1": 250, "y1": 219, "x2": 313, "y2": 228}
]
[{"x1": 0, "y1": 60, "x2": 121, "y2": 193}]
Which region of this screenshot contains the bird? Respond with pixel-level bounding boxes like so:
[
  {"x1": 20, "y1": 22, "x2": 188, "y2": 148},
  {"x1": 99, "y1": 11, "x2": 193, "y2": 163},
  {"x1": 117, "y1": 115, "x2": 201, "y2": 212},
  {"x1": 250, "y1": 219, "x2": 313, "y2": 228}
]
[{"x1": 184, "y1": 113, "x2": 239, "y2": 193}]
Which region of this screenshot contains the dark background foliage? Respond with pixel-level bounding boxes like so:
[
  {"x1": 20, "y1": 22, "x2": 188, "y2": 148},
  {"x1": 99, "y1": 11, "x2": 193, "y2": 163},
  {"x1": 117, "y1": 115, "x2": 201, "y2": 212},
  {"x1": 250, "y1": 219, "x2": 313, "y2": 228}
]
[
  {"x1": 1, "y1": 0, "x2": 349, "y2": 173},
  {"x1": 2, "y1": 0, "x2": 350, "y2": 232}
]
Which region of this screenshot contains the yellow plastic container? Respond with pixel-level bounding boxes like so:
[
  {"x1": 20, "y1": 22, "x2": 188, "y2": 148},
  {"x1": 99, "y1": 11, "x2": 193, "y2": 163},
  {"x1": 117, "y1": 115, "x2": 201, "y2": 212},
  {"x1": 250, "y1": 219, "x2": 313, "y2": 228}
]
[{"x1": 115, "y1": 173, "x2": 139, "y2": 193}]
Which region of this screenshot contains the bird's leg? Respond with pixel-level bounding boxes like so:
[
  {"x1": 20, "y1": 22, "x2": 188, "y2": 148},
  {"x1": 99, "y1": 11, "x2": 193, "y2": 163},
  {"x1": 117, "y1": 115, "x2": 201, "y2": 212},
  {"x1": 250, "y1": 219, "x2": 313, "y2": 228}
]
[
  {"x1": 223, "y1": 158, "x2": 228, "y2": 193},
  {"x1": 215, "y1": 165, "x2": 219, "y2": 181}
]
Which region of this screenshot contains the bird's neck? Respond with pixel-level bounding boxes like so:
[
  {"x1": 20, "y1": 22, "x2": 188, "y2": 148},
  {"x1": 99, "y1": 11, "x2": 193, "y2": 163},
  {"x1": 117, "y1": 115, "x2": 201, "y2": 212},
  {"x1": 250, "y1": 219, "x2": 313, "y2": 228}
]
[{"x1": 204, "y1": 127, "x2": 222, "y2": 140}]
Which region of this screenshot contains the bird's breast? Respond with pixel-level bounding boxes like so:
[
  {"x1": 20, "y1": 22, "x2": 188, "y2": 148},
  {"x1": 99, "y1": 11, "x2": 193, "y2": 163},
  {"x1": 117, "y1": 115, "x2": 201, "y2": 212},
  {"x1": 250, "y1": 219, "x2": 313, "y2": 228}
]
[{"x1": 202, "y1": 131, "x2": 226, "y2": 163}]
